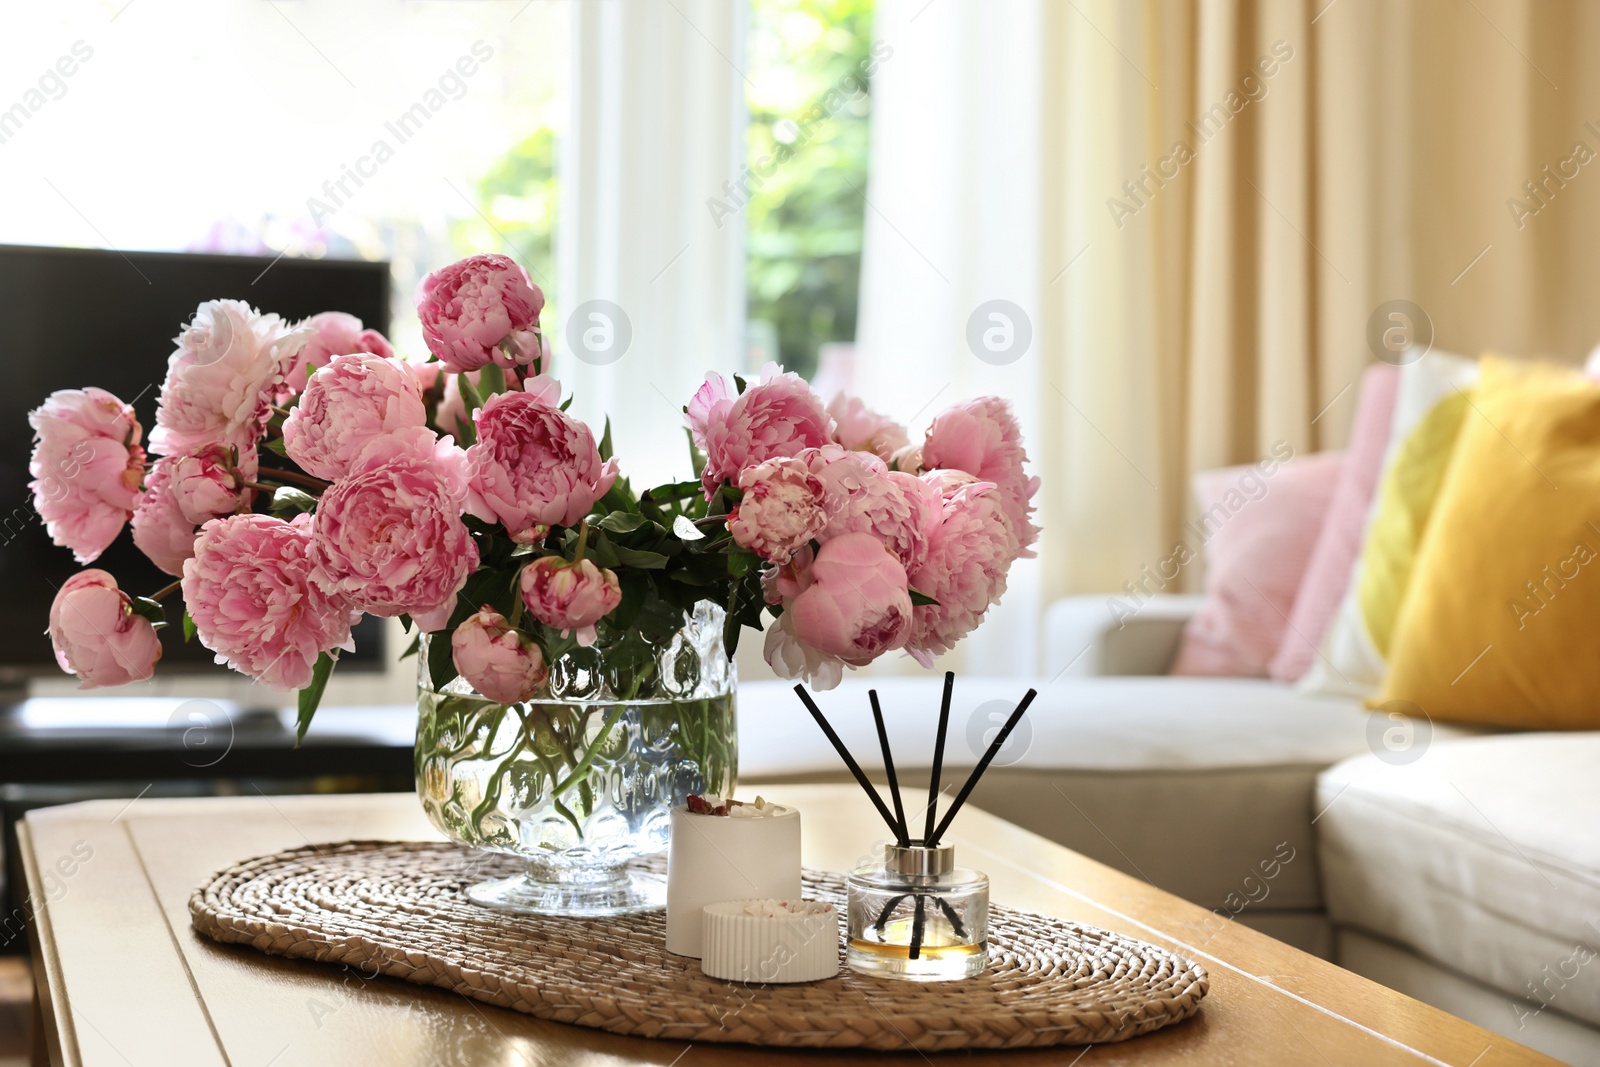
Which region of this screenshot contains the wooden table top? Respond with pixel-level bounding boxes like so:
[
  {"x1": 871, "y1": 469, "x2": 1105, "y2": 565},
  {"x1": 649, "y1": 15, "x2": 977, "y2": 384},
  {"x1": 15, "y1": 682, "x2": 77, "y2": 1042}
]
[{"x1": 21, "y1": 785, "x2": 1558, "y2": 1066}]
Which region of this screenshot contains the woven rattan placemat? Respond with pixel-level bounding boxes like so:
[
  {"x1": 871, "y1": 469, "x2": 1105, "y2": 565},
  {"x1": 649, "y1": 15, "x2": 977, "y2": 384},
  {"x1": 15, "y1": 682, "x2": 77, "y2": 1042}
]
[{"x1": 190, "y1": 840, "x2": 1208, "y2": 1051}]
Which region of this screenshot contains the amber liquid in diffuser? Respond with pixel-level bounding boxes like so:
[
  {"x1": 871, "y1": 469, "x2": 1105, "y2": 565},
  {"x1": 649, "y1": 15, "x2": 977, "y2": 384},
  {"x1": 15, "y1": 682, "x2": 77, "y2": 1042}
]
[{"x1": 848, "y1": 938, "x2": 988, "y2": 961}]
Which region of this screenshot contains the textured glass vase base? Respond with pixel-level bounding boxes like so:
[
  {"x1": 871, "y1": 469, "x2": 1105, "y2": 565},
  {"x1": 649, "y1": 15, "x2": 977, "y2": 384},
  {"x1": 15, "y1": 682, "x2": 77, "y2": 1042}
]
[
  {"x1": 846, "y1": 939, "x2": 988, "y2": 981},
  {"x1": 466, "y1": 870, "x2": 667, "y2": 917}
]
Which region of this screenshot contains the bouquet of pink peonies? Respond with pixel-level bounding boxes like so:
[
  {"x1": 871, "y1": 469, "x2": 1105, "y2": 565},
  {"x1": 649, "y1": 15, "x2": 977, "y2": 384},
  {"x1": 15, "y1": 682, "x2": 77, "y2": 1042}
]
[{"x1": 31, "y1": 252, "x2": 1037, "y2": 733}]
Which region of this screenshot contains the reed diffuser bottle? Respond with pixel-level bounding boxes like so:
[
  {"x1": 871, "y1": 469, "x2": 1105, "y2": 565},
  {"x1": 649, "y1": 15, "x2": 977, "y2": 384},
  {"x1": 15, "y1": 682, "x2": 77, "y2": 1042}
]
[
  {"x1": 846, "y1": 842, "x2": 989, "y2": 980},
  {"x1": 794, "y1": 674, "x2": 1035, "y2": 983}
]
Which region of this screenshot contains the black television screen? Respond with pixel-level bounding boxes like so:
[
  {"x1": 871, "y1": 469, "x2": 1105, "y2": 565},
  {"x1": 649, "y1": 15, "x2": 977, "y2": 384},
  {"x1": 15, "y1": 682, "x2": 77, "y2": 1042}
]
[{"x1": 0, "y1": 245, "x2": 390, "y2": 682}]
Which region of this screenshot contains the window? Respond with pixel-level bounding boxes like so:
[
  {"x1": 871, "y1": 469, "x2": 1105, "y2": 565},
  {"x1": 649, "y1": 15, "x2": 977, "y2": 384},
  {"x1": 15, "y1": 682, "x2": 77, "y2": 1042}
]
[
  {"x1": 0, "y1": 0, "x2": 567, "y2": 354},
  {"x1": 744, "y1": 0, "x2": 876, "y2": 382}
]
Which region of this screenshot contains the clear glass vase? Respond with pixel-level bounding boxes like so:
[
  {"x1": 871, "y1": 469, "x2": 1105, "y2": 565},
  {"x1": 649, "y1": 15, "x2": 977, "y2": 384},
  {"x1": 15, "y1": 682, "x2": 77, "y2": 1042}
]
[{"x1": 415, "y1": 601, "x2": 737, "y2": 916}]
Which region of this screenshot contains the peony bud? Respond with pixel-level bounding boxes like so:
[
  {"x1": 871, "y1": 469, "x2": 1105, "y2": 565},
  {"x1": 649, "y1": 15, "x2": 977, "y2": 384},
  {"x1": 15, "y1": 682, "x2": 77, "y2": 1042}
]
[
  {"x1": 48, "y1": 570, "x2": 162, "y2": 688},
  {"x1": 519, "y1": 556, "x2": 622, "y2": 647},
  {"x1": 450, "y1": 606, "x2": 548, "y2": 704}
]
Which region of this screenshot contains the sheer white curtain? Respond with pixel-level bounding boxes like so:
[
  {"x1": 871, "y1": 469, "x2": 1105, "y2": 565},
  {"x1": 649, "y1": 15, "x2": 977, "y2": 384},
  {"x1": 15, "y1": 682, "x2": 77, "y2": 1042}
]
[
  {"x1": 558, "y1": 0, "x2": 748, "y2": 491},
  {"x1": 851, "y1": 0, "x2": 1048, "y2": 677}
]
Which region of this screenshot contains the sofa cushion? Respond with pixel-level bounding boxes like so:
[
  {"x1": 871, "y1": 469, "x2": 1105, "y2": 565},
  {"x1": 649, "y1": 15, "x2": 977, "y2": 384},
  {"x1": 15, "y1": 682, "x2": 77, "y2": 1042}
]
[
  {"x1": 1270, "y1": 364, "x2": 1398, "y2": 683},
  {"x1": 739, "y1": 676, "x2": 1481, "y2": 915},
  {"x1": 1317, "y1": 732, "x2": 1600, "y2": 1027},
  {"x1": 1169, "y1": 451, "x2": 1344, "y2": 678},
  {"x1": 1381, "y1": 357, "x2": 1600, "y2": 728}
]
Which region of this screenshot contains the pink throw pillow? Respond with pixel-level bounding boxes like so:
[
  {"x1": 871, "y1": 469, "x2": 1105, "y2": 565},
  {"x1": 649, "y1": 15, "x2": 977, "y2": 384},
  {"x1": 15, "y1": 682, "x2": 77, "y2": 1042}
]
[
  {"x1": 1268, "y1": 365, "x2": 1400, "y2": 682},
  {"x1": 1170, "y1": 450, "x2": 1345, "y2": 678}
]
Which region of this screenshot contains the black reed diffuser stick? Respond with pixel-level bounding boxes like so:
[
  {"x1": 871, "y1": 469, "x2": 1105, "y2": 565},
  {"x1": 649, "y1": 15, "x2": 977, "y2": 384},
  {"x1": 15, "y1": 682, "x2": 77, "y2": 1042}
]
[
  {"x1": 928, "y1": 689, "x2": 1038, "y2": 846},
  {"x1": 792, "y1": 685, "x2": 901, "y2": 836},
  {"x1": 924, "y1": 672, "x2": 954, "y2": 842},
  {"x1": 869, "y1": 690, "x2": 908, "y2": 845}
]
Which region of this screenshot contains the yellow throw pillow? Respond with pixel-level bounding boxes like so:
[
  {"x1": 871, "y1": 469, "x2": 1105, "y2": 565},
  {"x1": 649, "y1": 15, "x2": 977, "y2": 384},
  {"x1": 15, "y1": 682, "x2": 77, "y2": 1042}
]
[
  {"x1": 1356, "y1": 391, "x2": 1471, "y2": 658},
  {"x1": 1380, "y1": 356, "x2": 1600, "y2": 728}
]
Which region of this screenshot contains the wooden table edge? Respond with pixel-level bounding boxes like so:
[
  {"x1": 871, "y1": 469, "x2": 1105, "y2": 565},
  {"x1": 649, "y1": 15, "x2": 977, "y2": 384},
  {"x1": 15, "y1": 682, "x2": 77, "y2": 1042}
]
[{"x1": 20, "y1": 820, "x2": 74, "y2": 1067}]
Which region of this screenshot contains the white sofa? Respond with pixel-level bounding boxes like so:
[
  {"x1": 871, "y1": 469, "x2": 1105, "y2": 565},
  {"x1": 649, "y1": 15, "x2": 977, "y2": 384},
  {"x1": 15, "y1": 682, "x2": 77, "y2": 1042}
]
[{"x1": 737, "y1": 595, "x2": 1599, "y2": 1065}]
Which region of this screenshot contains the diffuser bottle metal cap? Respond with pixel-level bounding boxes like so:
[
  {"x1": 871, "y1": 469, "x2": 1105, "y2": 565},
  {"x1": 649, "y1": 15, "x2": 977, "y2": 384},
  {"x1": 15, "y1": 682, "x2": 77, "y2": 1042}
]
[{"x1": 884, "y1": 842, "x2": 955, "y2": 877}]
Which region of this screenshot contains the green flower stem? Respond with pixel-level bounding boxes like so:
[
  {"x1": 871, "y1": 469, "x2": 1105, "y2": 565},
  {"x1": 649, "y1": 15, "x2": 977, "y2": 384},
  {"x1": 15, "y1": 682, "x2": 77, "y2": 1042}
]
[
  {"x1": 573, "y1": 519, "x2": 590, "y2": 563},
  {"x1": 468, "y1": 726, "x2": 528, "y2": 834},
  {"x1": 148, "y1": 579, "x2": 182, "y2": 602},
  {"x1": 255, "y1": 467, "x2": 332, "y2": 491},
  {"x1": 547, "y1": 703, "x2": 627, "y2": 801}
]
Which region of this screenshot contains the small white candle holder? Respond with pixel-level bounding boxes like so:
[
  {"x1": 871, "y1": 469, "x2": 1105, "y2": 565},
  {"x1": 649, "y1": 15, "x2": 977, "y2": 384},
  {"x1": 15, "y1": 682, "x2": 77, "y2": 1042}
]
[{"x1": 701, "y1": 899, "x2": 840, "y2": 983}]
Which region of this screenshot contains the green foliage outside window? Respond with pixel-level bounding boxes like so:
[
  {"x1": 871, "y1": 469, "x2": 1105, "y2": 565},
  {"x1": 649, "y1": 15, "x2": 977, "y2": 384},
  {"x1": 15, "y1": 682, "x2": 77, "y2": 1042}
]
[{"x1": 745, "y1": 0, "x2": 876, "y2": 381}]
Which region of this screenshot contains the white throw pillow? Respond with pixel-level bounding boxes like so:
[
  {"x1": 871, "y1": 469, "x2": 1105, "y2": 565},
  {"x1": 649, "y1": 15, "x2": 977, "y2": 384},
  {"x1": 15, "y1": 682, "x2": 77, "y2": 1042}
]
[{"x1": 1298, "y1": 348, "x2": 1478, "y2": 698}]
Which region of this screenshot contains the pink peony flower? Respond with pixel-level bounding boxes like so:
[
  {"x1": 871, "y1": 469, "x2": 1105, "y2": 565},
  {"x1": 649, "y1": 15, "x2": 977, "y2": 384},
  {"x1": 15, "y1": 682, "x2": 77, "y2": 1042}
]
[
  {"x1": 48, "y1": 569, "x2": 162, "y2": 688},
  {"x1": 728, "y1": 456, "x2": 827, "y2": 563},
  {"x1": 182, "y1": 514, "x2": 358, "y2": 690},
  {"x1": 687, "y1": 363, "x2": 833, "y2": 498},
  {"x1": 920, "y1": 397, "x2": 1040, "y2": 555},
  {"x1": 415, "y1": 254, "x2": 544, "y2": 373},
  {"x1": 284, "y1": 354, "x2": 428, "y2": 481},
  {"x1": 519, "y1": 556, "x2": 621, "y2": 647},
  {"x1": 310, "y1": 430, "x2": 477, "y2": 630},
  {"x1": 464, "y1": 380, "x2": 618, "y2": 541},
  {"x1": 905, "y1": 474, "x2": 1022, "y2": 664},
  {"x1": 763, "y1": 611, "x2": 845, "y2": 691},
  {"x1": 150, "y1": 300, "x2": 307, "y2": 456},
  {"x1": 130, "y1": 458, "x2": 196, "y2": 576},
  {"x1": 801, "y1": 445, "x2": 938, "y2": 574},
  {"x1": 784, "y1": 532, "x2": 912, "y2": 668},
  {"x1": 827, "y1": 394, "x2": 909, "y2": 462},
  {"x1": 169, "y1": 443, "x2": 255, "y2": 526},
  {"x1": 451, "y1": 606, "x2": 548, "y2": 704},
  {"x1": 283, "y1": 311, "x2": 395, "y2": 397},
  {"x1": 889, "y1": 442, "x2": 923, "y2": 473},
  {"x1": 130, "y1": 443, "x2": 258, "y2": 577},
  {"x1": 28, "y1": 388, "x2": 145, "y2": 564}
]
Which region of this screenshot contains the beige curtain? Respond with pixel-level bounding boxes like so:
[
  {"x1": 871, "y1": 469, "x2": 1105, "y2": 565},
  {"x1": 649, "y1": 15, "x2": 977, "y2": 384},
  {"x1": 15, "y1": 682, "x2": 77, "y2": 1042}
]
[{"x1": 856, "y1": 0, "x2": 1600, "y2": 649}]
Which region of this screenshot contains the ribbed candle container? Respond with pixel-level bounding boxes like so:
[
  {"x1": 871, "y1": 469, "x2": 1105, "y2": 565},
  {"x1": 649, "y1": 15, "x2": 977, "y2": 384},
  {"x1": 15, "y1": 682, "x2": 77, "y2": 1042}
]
[{"x1": 700, "y1": 899, "x2": 840, "y2": 984}]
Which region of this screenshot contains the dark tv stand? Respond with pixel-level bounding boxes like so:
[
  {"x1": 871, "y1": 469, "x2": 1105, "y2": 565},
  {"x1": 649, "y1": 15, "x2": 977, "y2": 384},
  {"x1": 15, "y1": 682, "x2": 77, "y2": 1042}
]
[{"x1": 0, "y1": 698, "x2": 416, "y2": 956}]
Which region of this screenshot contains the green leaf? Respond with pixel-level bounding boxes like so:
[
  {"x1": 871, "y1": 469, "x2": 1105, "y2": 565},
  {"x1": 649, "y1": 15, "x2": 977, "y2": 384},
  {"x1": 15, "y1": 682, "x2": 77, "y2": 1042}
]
[
  {"x1": 908, "y1": 588, "x2": 941, "y2": 608},
  {"x1": 427, "y1": 627, "x2": 458, "y2": 687},
  {"x1": 598, "y1": 417, "x2": 614, "y2": 463},
  {"x1": 263, "y1": 436, "x2": 288, "y2": 457},
  {"x1": 296, "y1": 651, "x2": 338, "y2": 745},
  {"x1": 182, "y1": 610, "x2": 197, "y2": 643},
  {"x1": 398, "y1": 613, "x2": 413, "y2": 633},
  {"x1": 597, "y1": 475, "x2": 641, "y2": 515},
  {"x1": 129, "y1": 596, "x2": 165, "y2": 626},
  {"x1": 399, "y1": 633, "x2": 421, "y2": 660},
  {"x1": 611, "y1": 569, "x2": 650, "y2": 631},
  {"x1": 596, "y1": 510, "x2": 645, "y2": 534},
  {"x1": 268, "y1": 487, "x2": 318, "y2": 519},
  {"x1": 559, "y1": 395, "x2": 573, "y2": 412},
  {"x1": 611, "y1": 545, "x2": 671, "y2": 569},
  {"x1": 457, "y1": 372, "x2": 485, "y2": 415},
  {"x1": 648, "y1": 478, "x2": 702, "y2": 502},
  {"x1": 733, "y1": 374, "x2": 748, "y2": 395}
]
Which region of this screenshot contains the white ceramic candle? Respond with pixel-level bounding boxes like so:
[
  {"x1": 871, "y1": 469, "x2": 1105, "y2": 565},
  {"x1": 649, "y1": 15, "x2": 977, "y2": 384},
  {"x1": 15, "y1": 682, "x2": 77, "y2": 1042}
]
[{"x1": 666, "y1": 800, "x2": 802, "y2": 958}]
